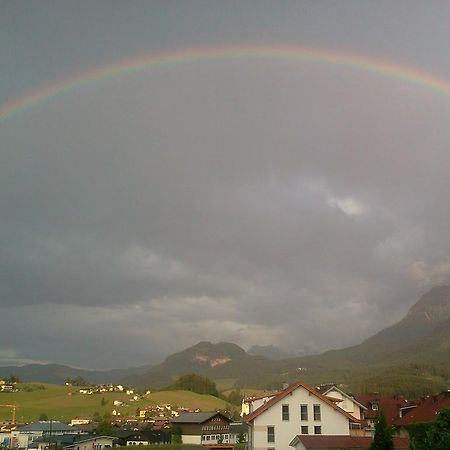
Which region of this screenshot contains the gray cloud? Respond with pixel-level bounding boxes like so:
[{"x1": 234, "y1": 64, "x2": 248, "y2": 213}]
[{"x1": 1, "y1": 1, "x2": 450, "y2": 369}]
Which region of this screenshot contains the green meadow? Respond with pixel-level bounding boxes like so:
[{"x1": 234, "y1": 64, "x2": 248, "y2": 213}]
[{"x1": 0, "y1": 384, "x2": 231, "y2": 423}]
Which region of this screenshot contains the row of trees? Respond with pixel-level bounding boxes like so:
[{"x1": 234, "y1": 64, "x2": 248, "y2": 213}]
[
  {"x1": 64, "y1": 376, "x2": 90, "y2": 386},
  {"x1": 164, "y1": 373, "x2": 219, "y2": 397}
]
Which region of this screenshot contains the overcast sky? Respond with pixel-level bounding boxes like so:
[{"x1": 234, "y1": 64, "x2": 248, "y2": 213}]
[{"x1": 1, "y1": 1, "x2": 450, "y2": 369}]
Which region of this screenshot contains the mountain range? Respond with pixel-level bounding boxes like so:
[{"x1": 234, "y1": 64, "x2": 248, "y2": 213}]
[{"x1": 2, "y1": 285, "x2": 450, "y2": 395}]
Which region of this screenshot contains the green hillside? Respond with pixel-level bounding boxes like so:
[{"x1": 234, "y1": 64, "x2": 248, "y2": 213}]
[{"x1": 0, "y1": 384, "x2": 230, "y2": 424}]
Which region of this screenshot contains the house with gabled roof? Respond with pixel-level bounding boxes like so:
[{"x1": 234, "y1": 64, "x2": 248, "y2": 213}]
[
  {"x1": 355, "y1": 394, "x2": 416, "y2": 432},
  {"x1": 171, "y1": 411, "x2": 233, "y2": 446},
  {"x1": 395, "y1": 391, "x2": 450, "y2": 426},
  {"x1": 243, "y1": 381, "x2": 360, "y2": 450},
  {"x1": 318, "y1": 385, "x2": 367, "y2": 422},
  {"x1": 12, "y1": 421, "x2": 79, "y2": 449},
  {"x1": 63, "y1": 435, "x2": 115, "y2": 450}
]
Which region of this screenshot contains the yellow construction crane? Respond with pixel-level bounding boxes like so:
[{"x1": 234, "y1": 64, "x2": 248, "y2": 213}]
[{"x1": 0, "y1": 404, "x2": 17, "y2": 428}]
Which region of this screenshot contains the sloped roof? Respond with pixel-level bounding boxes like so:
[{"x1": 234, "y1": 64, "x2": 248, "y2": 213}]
[
  {"x1": 322, "y1": 385, "x2": 368, "y2": 411},
  {"x1": 356, "y1": 395, "x2": 415, "y2": 424},
  {"x1": 243, "y1": 392, "x2": 278, "y2": 403},
  {"x1": 244, "y1": 381, "x2": 359, "y2": 423},
  {"x1": 16, "y1": 421, "x2": 75, "y2": 432},
  {"x1": 171, "y1": 412, "x2": 231, "y2": 424},
  {"x1": 290, "y1": 435, "x2": 409, "y2": 449},
  {"x1": 64, "y1": 435, "x2": 116, "y2": 448},
  {"x1": 396, "y1": 391, "x2": 450, "y2": 425}
]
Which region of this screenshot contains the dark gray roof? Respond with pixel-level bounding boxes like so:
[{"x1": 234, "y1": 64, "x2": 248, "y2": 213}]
[
  {"x1": 171, "y1": 412, "x2": 230, "y2": 424},
  {"x1": 64, "y1": 435, "x2": 115, "y2": 447},
  {"x1": 16, "y1": 421, "x2": 75, "y2": 432}
]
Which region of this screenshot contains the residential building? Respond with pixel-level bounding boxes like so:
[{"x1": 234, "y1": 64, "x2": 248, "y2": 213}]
[
  {"x1": 70, "y1": 417, "x2": 91, "y2": 426},
  {"x1": 355, "y1": 395, "x2": 416, "y2": 432},
  {"x1": 395, "y1": 391, "x2": 450, "y2": 426},
  {"x1": 171, "y1": 411, "x2": 233, "y2": 445},
  {"x1": 63, "y1": 435, "x2": 115, "y2": 450},
  {"x1": 11, "y1": 421, "x2": 79, "y2": 449},
  {"x1": 318, "y1": 385, "x2": 367, "y2": 421},
  {"x1": 244, "y1": 381, "x2": 360, "y2": 450}
]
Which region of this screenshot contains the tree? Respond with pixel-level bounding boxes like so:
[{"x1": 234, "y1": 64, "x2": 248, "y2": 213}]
[
  {"x1": 425, "y1": 407, "x2": 450, "y2": 450},
  {"x1": 164, "y1": 373, "x2": 219, "y2": 397},
  {"x1": 170, "y1": 426, "x2": 182, "y2": 444},
  {"x1": 237, "y1": 432, "x2": 246, "y2": 444},
  {"x1": 39, "y1": 412, "x2": 48, "y2": 421},
  {"x1": 7, "y1": 375, "x2": 19, "y2": 383},
  {"x1": 406, "y1": 422, "x2": 431, "y2": 450},
  {"x1": 370, "y1": 410, "x2": 394, "y2": 450},
  {"x1": 96, "y1": 418, "x2": 113, "y2": 436},
  {"x1": 227, "y1": 389, "x2": 244, "y2": 406}
]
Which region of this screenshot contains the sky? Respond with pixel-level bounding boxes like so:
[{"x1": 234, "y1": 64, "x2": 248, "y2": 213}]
[{"x1": 1, "y1": 1, "x2": 450, "y2": 370}]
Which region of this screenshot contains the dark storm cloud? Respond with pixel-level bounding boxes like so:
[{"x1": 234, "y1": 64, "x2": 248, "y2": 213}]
[{"x1": 1, "y1": 1, "x2": 450, "y2": 368}]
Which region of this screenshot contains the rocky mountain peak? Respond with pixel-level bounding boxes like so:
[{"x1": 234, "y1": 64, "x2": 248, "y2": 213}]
[{"x1": 406, "y1": 285, "x2": 450, "y2": 324}]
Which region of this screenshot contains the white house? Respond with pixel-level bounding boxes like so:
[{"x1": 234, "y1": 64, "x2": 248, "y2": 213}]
[
  {"x1": 320, "y1": 385, "x2": 367, "y2": 422},
  {"x1": 63, "y1": 435, "x2": 115, "y2": 450},
  {"x1": 244, "y1": 381, "x2": 359, "y2": 450}
]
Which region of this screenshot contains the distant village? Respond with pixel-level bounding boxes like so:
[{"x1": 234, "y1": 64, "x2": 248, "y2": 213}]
[{"x1": 1, "y1": 377, "x2": 450, "y2": 450}]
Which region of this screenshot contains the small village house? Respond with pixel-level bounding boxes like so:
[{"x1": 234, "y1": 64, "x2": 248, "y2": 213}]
[
  {"x1": 244, "y1": 381, "x2": 360, "y2": 450},
  {"x1": 171, "y1": 411, "x2": 233, "y2": 446}
]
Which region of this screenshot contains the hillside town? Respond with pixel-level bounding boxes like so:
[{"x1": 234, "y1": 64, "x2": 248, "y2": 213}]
[{"x1": 1, "y1": 377, "x2": 450, "y2": 450}]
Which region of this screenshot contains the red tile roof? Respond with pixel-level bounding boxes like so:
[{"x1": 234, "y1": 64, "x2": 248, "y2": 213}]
[
  {"x1": 355, "y1": 395, "x2": 415, "y2": 425},
  {"x1": 290, "y1": 435, "x2": 409, "y2": 449},
  {"x1": 396, "y1": 391, "x2": 450, "y2": 425},
  {"x1": 244, "y1": 380, "x2": 359, "y2": 423}
]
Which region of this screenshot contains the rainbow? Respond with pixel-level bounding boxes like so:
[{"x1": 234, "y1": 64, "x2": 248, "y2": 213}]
[{"x1": 1, "y1": 45, "x2": 450, "y2": 122}]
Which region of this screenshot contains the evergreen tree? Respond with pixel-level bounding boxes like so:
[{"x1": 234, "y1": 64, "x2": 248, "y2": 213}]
[
  {"x1": 425, "y1": 408, "x2": 450, "y2": 450},
  {"x1": 95, "y1": 418, "x2": 113, "y2": 436},
  {"x1": 370, "y1": 410, "x2": 394, "y2": 450},
  {"x1": 164, "y1": 373, "x2": 219, "y2": 396}
]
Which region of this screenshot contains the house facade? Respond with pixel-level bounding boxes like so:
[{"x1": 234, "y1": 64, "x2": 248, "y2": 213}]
[
  {"x1": 244, "y1": 381, "x2": 359, "y2": 450},
  {"x1": 320, "y1": 385, "x2": 367, "y2": 421},
  {"x1": 171, "y1": 411, "x2": 233, "y2": 445},
  {"x1": 63, "y1": 435, "x2": 115, "y2": 450},
  {"x1": 11, "y1": 421, "x2": 79, "y2": 449}
]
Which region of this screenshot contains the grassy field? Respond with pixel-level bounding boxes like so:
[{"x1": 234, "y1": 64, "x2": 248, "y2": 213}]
[{"x1": 0, "y1": 383, "x2": 231, "y2": 423}]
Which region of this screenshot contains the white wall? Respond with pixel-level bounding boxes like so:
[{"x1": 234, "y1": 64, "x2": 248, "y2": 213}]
[
  {"x1": 251, "y1": 387, "x2": 350, "y2": 450},
  {"x1": 324, "y1": 388, "x2": 362, "y2": 420},
  {"x1": 182, "y1": 434, "x2": 201, "y2": 445}
]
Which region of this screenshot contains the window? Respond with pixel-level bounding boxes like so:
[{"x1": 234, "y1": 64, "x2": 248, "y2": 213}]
[
  {"x1": 314, "y1": 426, "x2": 321, "y2": 435},
  {"x1": 301, "y1": 426, "x2": 308, "y2": 435},
  {"x1": 267, "y1": 426, "x2": 275, "y2": 443},
  {"x1": 313, "y1": 404, "x2": 321, "y2": 421},
  {"x1": 300, "y1": 404, "x2": 308, "y2": 421},
  {"x1": 282, "y1": 404, "x2": 290, "y2": 421}
]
